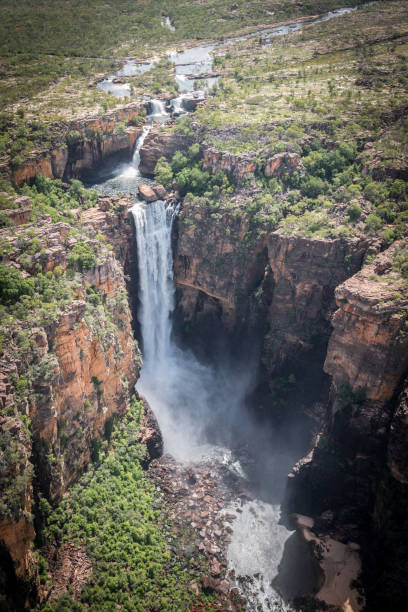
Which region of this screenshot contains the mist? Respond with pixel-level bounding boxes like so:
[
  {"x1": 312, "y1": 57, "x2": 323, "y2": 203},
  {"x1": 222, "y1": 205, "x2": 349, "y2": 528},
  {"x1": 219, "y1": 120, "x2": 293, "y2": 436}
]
[{"x1": 131, "y1": 198, "x2": 314, "y2": 609}]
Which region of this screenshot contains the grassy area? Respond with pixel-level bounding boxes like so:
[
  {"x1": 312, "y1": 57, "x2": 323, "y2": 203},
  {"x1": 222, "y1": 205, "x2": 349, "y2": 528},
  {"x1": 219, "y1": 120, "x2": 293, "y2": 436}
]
[
  {"x1": 0, "y1": 0, "x2": 375, "y2": 112},
  {"x1": 185, "y1": 0, "x2": 408, "y2": 242}
]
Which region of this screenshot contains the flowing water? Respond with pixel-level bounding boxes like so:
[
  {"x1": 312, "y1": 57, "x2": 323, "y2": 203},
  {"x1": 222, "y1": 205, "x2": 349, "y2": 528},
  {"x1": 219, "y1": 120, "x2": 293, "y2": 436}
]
[
  {"x1": 90, "y1": 7, "x2": 363, "y2": 604},
  {"x1": 129, "y1": 195, "x2": 309, "y2": 609},
  {"x1": 88, "y1": 82, "x2": 314, "y2": 610},
  {"x1": 97, "y1": 5, "x2": 357, "y2": 99}
]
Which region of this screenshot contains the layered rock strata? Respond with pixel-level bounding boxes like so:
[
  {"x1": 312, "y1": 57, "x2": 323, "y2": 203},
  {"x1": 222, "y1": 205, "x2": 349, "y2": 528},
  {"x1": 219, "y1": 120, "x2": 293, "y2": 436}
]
[
  {"x1": 11, "y1": 103, "x2": 144, "y2": 185},
  {"x1": 0, "y1": 210, "x2": 141, "y2": 595},
  {"x1": 139, "y1": 127, "x2": 194, "y2": 175}
]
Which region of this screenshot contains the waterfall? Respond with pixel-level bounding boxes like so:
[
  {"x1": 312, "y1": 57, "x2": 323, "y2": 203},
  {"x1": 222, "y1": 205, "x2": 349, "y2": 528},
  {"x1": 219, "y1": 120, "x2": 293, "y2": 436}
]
[
  {"x1": 149, "y1": 99, "x2": 168, "y2": 119},
  {"x1": 131, "y1": 196, "x2": 253, "y2": 462},
  {"x1": 131, "y1": 200, "x2": 178, "y2": 367}
]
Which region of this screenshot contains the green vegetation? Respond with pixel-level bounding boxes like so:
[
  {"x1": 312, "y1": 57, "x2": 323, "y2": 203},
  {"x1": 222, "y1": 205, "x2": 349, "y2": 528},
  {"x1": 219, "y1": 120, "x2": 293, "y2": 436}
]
[
  {"x1": 189, "y1": 1, "x2": 408, "y2": 242},
  {"x1": 67, "y1": 242, "x2": 95, "y2": 273},
  {"x1": 155, "y1": 144, "x2": 231, "y2": 197},
  {"x1": 0, "y1": 0, "x2": 372, "y2": 112},
  {"x1": 0, "y1": 177, "x2": 121, "y2": 524},
  {"x1": 0, "y1": 265, "x2": 34, "y2": 305},
  {"x1": 41, "y1": 399, "x2": 208, "y2": 611}
]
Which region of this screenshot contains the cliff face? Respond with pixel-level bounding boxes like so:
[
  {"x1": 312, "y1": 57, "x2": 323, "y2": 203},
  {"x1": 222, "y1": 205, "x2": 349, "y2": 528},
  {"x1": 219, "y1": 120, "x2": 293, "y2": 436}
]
[
  {"x1": 202, "y1": 147, "x2": 257, "y2": 183},
  {"x1": 139, "y1": 127, "x2": 193, "y2": 175},
  {"x1": 11, "y1": 103, "x2": 144, "y2": 185},
  {"x1": 0, "y1": 206, "x2": 140, "y2": 595},
  {"x1": 324, "y1": 246, "x2": 408, "y2": 404},
  {"x1": 285, "y1": 244, "x2": 408, "y2": 608},
  {"x1": 262, "y1": 232, "x2": 370, "y2": 376},
  {"x1": 32, "y1": 257, "x2": 139, "y2": 500},
  {"x1": 174, "y1": 194, "x2": 268, "y2": 333},
  {"x1": 174, "y1": 194, "x2": 371, "y2": 379}
]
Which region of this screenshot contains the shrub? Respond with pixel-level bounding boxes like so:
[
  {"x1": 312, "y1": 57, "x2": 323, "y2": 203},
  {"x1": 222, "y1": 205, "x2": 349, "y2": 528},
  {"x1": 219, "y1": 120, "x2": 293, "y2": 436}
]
[
  {"x1": 300, "y1": 176, "x2": 326, "y2": 198},
  {"x1": 66, "y1": 130, "x2": 82, "y2": 147},
  {"x1": 170, "y1": 151, "x2": 188, "y2": 174},
  {"x1": 154, "y1": 157, "x2": 173, "y2": 187},
  {"x1": 0, "y1": 211, "x2": 13, "y2": 227},
  {"x1": 337, "y1": 383, "x2": 366, "y2": 407},
  {"x1": 365, "y1": 213, "x2": 382, "y2": 231},
  {"x1": 0, "y1": 264, "x2": 35, "y2": 305},
  {"x1": 67, "y1": 242, "x2": 95, "y2": 272},
  {"x1": 347, "y1": 202, "x2": 362, "y2": 221}
]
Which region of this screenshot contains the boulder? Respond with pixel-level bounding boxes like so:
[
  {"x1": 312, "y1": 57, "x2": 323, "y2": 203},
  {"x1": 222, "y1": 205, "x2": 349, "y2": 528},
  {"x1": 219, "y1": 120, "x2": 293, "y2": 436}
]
[
  {"x1": 138, "y1": 184, "x2": 157, "y2": 202},
  {"x1": 153, "y1": 184, "x2": 167, "y2": 200}
]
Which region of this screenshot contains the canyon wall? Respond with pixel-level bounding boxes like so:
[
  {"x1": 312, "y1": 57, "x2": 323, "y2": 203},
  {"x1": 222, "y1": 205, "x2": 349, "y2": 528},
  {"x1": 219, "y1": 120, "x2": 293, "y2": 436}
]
[
  {"x1": 0, "y1": 201, "x2": 140, "y2": 602},
  {"x1": 173, "y1": 193, "x2": 372, "y2": 380},
  {"x1": 285, "y1": 244, "x2": 408, "y2": 609}
]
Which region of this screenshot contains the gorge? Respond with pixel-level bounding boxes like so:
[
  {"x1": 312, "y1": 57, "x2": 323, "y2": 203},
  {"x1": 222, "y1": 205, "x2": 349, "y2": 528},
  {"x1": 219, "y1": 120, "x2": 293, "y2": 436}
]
[{"x1": 1, "y1": 1, "x2": 408, "y2": 611}]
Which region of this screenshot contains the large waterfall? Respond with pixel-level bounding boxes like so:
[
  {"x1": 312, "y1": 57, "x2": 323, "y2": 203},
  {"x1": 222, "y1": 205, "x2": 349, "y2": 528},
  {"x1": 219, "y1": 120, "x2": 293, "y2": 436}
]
[
  {"x1": 131, "y1": 199, "x2": 254, "y2": 461},
  {"x1": 96, "y1": 103, "x2": 310, "y2": 612},
  {"x1": 131, "y1": 200, "x2": 178, "y2": 367}
]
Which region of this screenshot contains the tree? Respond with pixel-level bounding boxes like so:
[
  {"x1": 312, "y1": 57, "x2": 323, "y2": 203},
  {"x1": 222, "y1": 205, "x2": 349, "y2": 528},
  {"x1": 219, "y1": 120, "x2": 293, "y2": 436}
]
[
  {"x1": 154, "y1": 157, "x2": 173, "y2": 187},
  {"x1": 0, "y1": 264, "x2": 34, "y2": 306}
]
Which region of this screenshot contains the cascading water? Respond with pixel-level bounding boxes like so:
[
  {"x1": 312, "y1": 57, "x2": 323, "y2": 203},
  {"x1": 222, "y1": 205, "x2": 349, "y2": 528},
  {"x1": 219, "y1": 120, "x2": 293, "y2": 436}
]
[
  {"x1": 90, "y1": 99, "x2": 170, "y2": 194},
  {"x1": 131, "y1": 200, "x2": 178, "y2": 367},
  {"x1": 130, "y1": 197, "x2": 310, "y2": 611},
  {"x1": 92, "y1": 54, "x2": 319, "y2": 610}
]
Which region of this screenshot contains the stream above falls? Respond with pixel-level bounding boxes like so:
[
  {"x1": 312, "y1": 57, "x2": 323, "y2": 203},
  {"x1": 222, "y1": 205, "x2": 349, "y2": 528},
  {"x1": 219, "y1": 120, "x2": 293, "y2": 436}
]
[{"x1": 96, "y1": 5, "x2": 356, "y2": 103}]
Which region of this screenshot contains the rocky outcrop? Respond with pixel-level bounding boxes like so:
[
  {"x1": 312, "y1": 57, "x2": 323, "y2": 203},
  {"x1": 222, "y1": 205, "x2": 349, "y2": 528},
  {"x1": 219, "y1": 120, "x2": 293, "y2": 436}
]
[
  {"x1": 65, "y1": 127, "x2": 140, "y2": 180},
  {"x1": 174, "y1": 196, "x2": 371, "y2": 376},
  {"x1": 138, "y1": 183, "x2": 158, "y2": 202},
  {"x1": 11, "y1": 103, "x2": 144, "y2": 185},
  {"x1": 32, "y1": 256, "x2": 140, "y2": 500},
  {"x1": 202, "y1": 147, "x2": 256, "y2": 183},
  {"x1": 139, "y1": 128, "x2": 194, "y2": 175},
  {"x1": 324, "y1": 243, "x2": 408, "y2": 404},
  {"x1": 264, "y1": 152, "x2": 302, "y2": 177}
]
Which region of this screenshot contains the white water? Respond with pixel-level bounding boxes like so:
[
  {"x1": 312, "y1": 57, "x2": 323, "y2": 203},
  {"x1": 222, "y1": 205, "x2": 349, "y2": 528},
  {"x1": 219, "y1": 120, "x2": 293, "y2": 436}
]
[
  {"x1": 90, "y1": 99, "x2": 171, "y2": 195},
  {"x1": 131, "y1": 199, "x2": 253, "y2": 461},
  {"x1": 130, "y1": 197, "x2": 301, "y2": 610}
]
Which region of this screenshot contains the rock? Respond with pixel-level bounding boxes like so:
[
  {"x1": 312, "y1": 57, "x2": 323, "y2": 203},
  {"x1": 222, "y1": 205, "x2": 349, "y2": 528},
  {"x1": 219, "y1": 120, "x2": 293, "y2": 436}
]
[
  {"x1": 12, "y1": 104, "x2": 143, "y2": 185},
  {"x1": 138, "y1": 396, "x2": 163, "y2": 465},
  {"x1": 138, "y1": 184, "x2": 157, "y2": 202},
  {"x1": 181, "y1": 96, "x2": 205, "y2": 112},
  {"x1": 202, "y1": 146, "x2": 256, "y2": 183},
  {"x1": 139, "y1": 128, "x2": 193, "y2": 175},
  {"x1": 264, "y1": 152, "x2": 301, "y2": 177},
  {"x1": 153, "y1": 184, "x2": 167, "y2": 199},
  {"x1": 324, "y1": 241, "x2": 408, "y2": 404},
  {"x1": 216, "y1": 579, "x2": 230, "y2": 595},
  {"x1": 210, "y1": 557, "x2": 221, "y2": 576}
]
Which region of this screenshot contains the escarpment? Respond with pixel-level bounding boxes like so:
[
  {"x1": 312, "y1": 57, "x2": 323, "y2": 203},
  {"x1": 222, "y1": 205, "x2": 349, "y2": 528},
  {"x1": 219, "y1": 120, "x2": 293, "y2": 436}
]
[
  {"x1": 173, "y1": 192, "x2": 372, "y2": 381},
  {"x1": 11, "y1": 103, "x2": 145, "y2": 186},
  {"x1": 285, "y1": 243, "x2": 408, "y2": 609},
  {"x1": 0, "y1": 205, "x2": 141, "y2": 599}
]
